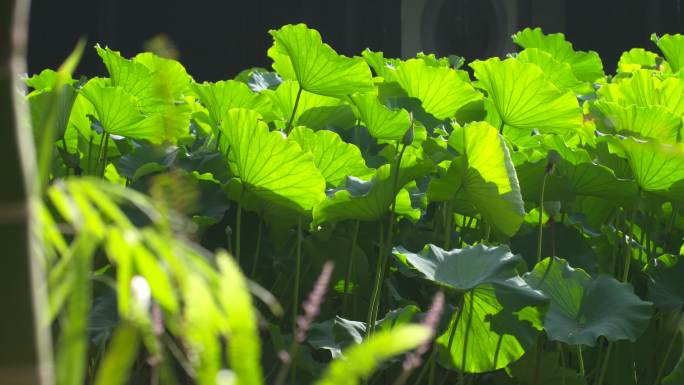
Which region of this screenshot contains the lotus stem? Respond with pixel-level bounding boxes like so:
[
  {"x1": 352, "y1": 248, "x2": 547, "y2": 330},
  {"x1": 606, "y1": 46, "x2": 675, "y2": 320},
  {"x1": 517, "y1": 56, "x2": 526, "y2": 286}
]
[
  {"x1": 536, "y1": 165, "x2": 551, "y2": 263},
  {"x1": 235, "y1": 199, "x2": 242, "y2": 263},
  {"x1": 292, "y1": 216, "x2": 302, "y2": 328},
  {"x1": 250, "y1": 218, "x2": 263, "y2": 277},
  {"x1": 460, "y1": 290, "x2": 475, "y2": 385},
  {"x1": 653, "y1": 310, "x2": 684, "y2": 385},
  {"x1": 87, "y1": 136, "x2": 93, "y2": 174},
  {"x1": 286, "y1": 86, "x2": 303, "y2": 133},
  {"x1": 444, "y1": 201, "x2": 454, "y2": 250},
  {"x1": 343, "y1": 220, "x2": 360, "y2": 316},
  {"x1": 622, "y1": 202, "x2": 639, "y2": 282},
  {"x1": 366, "y1": 219, "x2": 384, "y2": 335},
  {"x1": 577, "y1": 345, "x2": 586, "y2": 378},
  {"x1": 99, "y1": 132, "x2": 110, "y2": 178},
  {"x1": 594, "y1": 341, "x2": 613, "y2": 385},
  {"x1": 214, "y1": 131, "x2": 222, "y2": 151}
]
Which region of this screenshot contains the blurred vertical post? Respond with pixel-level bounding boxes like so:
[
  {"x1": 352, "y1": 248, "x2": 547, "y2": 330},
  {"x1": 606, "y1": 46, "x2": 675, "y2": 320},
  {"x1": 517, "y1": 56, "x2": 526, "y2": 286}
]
[{"x1": 0, "y1": 0, "x2": 53, "y2": 384}]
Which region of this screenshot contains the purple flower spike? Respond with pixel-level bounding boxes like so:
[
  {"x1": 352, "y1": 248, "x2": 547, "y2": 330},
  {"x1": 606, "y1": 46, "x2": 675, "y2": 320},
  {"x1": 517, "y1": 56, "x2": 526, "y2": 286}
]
[
  {"x1": 295, "y1": 261, "x2": 335, "y2": 343},
  {"x1": 403, "y1": 291, "x2": 445, "y2": 370}
]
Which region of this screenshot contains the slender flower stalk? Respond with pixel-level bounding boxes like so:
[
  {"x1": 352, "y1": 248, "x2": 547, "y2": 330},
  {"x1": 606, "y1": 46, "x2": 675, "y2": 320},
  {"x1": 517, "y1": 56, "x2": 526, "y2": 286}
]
[
  {"x1": 274, "y1": 262, "x2": 335, "y2": 385},
  {"x1": 393, "y1": 291, "x2": 445, "y2": 385}
]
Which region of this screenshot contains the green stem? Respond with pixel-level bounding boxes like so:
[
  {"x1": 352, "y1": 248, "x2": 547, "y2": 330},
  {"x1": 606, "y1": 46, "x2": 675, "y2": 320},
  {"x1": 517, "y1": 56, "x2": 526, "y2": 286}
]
[
  {"x1": 623, "y1": 202, "x2": 638, "y2": 282},
  {"x1": 235, "y1": 200, "x2": 242, "y2": 263},
  {"x1": 99, "y1": 132, "x2": 110, "y2": 178},
  {"x1": 558, "y1": 342, "x2": 566, "y2": 385},
  {"x1": 594, "y1": 341, "x2": 613, "y2": 385},
  {"x1": 653, "y1": 311, "x2": 684, "y2": 385},
  {"x1": 250, "y1": 218, "x2": 263, "y2": 278},
  {"x1": 444, "y1": 201, "x2": 454, "y2": 250},
  {"x1": 292, "y1": 216, "x2": 302, "y2": 328},
  {"x1": 214, "y1": 131, "x2": 222, "y2": 151},
  {"x1": 577, "y1": 345, "x2": 586, "y2": 378},
  {"x1": 460, "y1": 291, "x2": 475, "y2": 385},
  {"x1": 536, "y1": 173, "x2": 548, "y2": 263},
  {"x1": 87, "y1": 136, "x2": 93, "y2": 174},
  {"x1": 366, "y1": 220, "x2": 384, "y2": 335},
  {"x1": 343, "y1": 220, "x2": 360, "y2": 316},
  {"x1": 286, "y1": 86, "x2": 303, "y2": 134}
]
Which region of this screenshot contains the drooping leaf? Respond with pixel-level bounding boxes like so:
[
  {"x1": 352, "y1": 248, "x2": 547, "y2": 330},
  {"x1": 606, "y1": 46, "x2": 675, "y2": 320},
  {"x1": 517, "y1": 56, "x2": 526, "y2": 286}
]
[
  {"x1": 470, "y1": 57, "x2": 582, "y2": 135},
  {"x1": 432, "y1": 122, "x2": 525, "y2": 236},
  {"x1": 220, "y1": 108, "x2": 325, "y2": 214},
  {"x1": 392, "y1": 58, "x2": 482, "y2": 120},
  {"x1": 289, "y1": 126, "x2": 370, "y2": 186},
  {"x1": 351, "y1": 93, "x2": 411, "y2": 141},
  {"x1": 512, "y1": 27, "x2": 605, "y2": 82},
  {"x1": 524, "y1": 257, "x2": 652, "y2": 346},
  {"x1": 268, "y1": 23, "x2": 374, "y2": 98},
  {"x1": 308, "y1": 316, "x2": 366, "y2": 359},
  {"x1": 646, "y1": 259, "x2": 684, "y2": 312},
  {"x1": 313, "y1": 324, "x2": 430, "y2": 385}
]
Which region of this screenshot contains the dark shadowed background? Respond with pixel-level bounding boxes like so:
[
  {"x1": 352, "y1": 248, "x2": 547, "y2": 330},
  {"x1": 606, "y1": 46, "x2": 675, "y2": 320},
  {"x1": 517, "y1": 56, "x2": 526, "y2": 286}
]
[{"x1": 28, "y1": 0, "x2": 683, "y2": 81}]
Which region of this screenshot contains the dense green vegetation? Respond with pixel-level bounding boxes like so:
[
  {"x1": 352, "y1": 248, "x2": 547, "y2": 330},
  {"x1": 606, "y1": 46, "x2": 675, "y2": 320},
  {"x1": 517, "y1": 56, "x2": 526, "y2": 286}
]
[{"x1": 23, "y1": 24, "x2": 684, "y2": 384}]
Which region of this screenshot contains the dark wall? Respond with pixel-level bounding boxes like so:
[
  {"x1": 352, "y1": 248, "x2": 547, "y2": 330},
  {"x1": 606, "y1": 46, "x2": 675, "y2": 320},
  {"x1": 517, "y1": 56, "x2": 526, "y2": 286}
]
[
  {"x1": 27, "y1": 0, "x2": 401, "y2": 81},
  {"x1": 27, "y1": 0, "x2": 682, "y2": 81}
]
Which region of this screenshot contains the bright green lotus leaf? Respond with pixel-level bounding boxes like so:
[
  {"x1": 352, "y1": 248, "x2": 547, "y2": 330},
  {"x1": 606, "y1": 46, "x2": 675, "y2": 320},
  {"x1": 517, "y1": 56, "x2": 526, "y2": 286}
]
[
  {"x1": 312, "y1": 150, "x2": 433, "y2": 225},
  {"x1": 646, "y1": 259, "x2": 684, "y2": 312},
  {"x1": 392, "y1": 58, "x2": 482, "y2": 120},
  {"x1": 268, "y1": 24, "x2": 374, "y2": 98},
  {"x1": 80, "y1": 80, "x2": 168, "y2": 142},
  {"x1": 436, "y1": 283, "x2": 546, "y2": 373},
  {"x1": 264, "y1": 80, "x2": 355, "y2": 129},
  {"x1": 652, "y1": 33, "x2": 684, "y2": 73},
  {"x1": 617, "y1": 48, "x2": 661, "y2": 73},
  {"x1": 314, "y1": 324, "x2": 430, "y2": 385},
  {"x1": 96, "y1": 45, "x2": 190, "y2": 114},
  {"x1": 191, "y1": 80, "x2": 271, "y2": 130},
  {"x1": 361, "y1": 49, "x2": 398, "y2": 81},
  {"x1": 660, "y1": 76, "x2": 684, "y2": 118},
  {"x1": 219, "y1": 108, "x2": 326, "y2": 214},
  {"x1": 25, "y1": 69, "x2": 61, "y2": 92},
  {"x1": 393, "y1": 243, "x2": 522, "y2": 291},
  {"x1": 434, "y1": 122, "x2": 525, "y2": 236},
  {"x1": 598, "y1": 69, "x2": 660, "y2": 107},
  {"x1": 288, "y1": 126, "x2": 371, "y2": 186},
  {"x1": 516, "y1": 48, "x2": 590, "y2": 93},
  {"x1": 593, "y1": 101, "x2": 681, "y2": 142},
  {"x1": 609, "y1": 136, "x2": 684, "y2": 192},
  {"x1": 470, "y1": 57, "x2": 582, "y2": 134},
  {"x1": 524, "y1": 257, "x2": 652, "y2": 346},
  {"x1": 351, "y1": 93, "x2": 411, "y2": 140},
  {"x1": 512, "y1": 27, "x2": 605, "y2": 82}
]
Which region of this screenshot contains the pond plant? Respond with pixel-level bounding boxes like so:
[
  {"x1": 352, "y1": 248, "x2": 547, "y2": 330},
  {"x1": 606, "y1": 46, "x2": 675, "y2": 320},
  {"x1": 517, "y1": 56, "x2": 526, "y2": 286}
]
[{"x1": 9, "y1": 21, "x2": 684, "y2": 385}]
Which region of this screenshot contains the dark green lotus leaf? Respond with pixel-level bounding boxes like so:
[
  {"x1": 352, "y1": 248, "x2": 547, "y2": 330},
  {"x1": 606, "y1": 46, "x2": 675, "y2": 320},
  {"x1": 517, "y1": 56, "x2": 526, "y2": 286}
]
[
  {"x1": 116, "y1": 142, "x2": 178, "y2": 181},
  {"x1": 507, "y1": 350, "x2": 585, "y2": 385},
  {"x1": 393, "y1": 243, "x2": 521, "y2": 291},
  {"x1": 663, "y1": 323, "x2": 684, "y2": 385},
  {"x1": 308, "y1": 316, "x2": 366, "y2": 359},
  {"x1": 646, "y1": 259, "x2": 684, "y2": 312},
  {"x1": 233, "y1": 67, "x2": 283, "y2": 92},
  {"x1": 525, "y1": 257, "x2": 652, "y2": 346},
  {"x1": 312, "y1": 149, "x2": 432, "y2": 225},
  {"x1": 513, "y1": 27, "x2": 605, "y2": 82},
  {"x1": 652, "y1": 33, "x2": 684, "y2": 73},
  {"x1": 268, "y1": 23, "x2": 374, "y2": 99}
]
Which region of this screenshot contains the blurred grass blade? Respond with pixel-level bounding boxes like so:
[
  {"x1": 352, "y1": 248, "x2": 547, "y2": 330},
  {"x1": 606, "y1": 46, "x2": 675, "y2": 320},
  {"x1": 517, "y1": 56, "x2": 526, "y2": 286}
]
[{"x1": 93, "y1": 323, "x2": 141, "y2": 385}]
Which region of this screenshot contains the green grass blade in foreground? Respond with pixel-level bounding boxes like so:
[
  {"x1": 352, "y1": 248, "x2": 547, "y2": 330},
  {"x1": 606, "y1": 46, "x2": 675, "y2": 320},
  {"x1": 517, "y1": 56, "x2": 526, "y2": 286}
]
[
  {"x1": 471, "y1": 57, "x2": 582, "y2": 135},
  {"x1": 268, "y1": 24, "x2": 374, "y2": 98},
  {"x1": 314, "y1": 324, "x2": 430, "y2": 385},
  {"x1": 93, "y1": 323, "x2": 141, "y2": 385},
  {"x1": 289, "y1": 126, "x2": 370, "y2": 186},
  {"x1": 524, "y1": 257, "x2": 652, "y2": 346},
  {"x1": 216, "y1": 252, "x2": 264, "y2": 385},
  {"x1": 220, "y1": 108, "x2": 325, "y2": 214}
]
